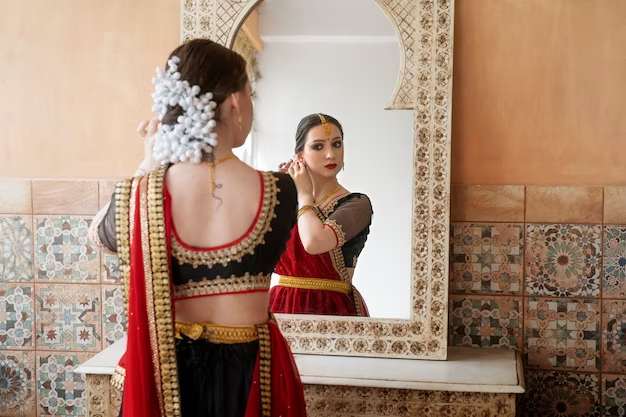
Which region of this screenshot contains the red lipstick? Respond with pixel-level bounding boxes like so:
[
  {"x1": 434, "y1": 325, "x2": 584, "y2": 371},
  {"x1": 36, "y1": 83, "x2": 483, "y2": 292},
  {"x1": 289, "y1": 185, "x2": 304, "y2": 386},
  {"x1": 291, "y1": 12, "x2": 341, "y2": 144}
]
[{"x1": 325, "y1": 163, "x2": 337, "y2": 169}]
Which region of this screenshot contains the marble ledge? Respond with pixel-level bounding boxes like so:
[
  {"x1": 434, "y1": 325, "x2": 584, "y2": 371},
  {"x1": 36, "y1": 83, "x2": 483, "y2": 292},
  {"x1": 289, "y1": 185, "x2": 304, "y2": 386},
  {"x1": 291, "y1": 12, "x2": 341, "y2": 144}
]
[{"x1": 76, "y1": 337, "x2": 525, "y2": 394}]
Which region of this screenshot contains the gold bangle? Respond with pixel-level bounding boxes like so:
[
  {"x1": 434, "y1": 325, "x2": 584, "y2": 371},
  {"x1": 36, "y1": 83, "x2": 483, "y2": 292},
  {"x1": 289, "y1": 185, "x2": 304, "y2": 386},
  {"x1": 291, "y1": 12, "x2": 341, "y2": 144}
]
[{"x1": 297, "y1": 205, "x2": 315, "y2": 220}]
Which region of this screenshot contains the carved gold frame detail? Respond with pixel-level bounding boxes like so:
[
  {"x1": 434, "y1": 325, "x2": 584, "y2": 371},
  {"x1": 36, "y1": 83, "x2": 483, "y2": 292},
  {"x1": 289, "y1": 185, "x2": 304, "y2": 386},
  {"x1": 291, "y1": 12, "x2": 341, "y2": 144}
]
[{"x1": 180, "y1": 0, "x2": 454, "y2": 359}]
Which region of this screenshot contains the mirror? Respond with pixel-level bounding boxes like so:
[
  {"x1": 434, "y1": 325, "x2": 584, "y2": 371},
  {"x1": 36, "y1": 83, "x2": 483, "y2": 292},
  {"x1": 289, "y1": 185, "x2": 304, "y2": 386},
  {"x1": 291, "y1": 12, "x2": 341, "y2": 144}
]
[
  {"x1": 182, "y1": 0, "x2": 452, "y2": 359},
  {"x1": 233, "y1": 0, "x2": 413, "y2": 319}
]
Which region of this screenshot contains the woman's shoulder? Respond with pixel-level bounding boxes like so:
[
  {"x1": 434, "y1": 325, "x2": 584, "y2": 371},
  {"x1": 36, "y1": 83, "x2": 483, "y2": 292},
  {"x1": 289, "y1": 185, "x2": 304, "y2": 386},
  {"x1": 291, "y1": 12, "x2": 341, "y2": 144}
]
[
  {"x1": 260, "y1": 170, "x2": 297, "y2": 200},
  {"x1": 259, "y1": 171, "x2": 297, "y2": 229},
  {"x1": 262, "y1": 170, "x2": 292, "y2": 182},
  {"x1": 259, "y1": 170, "x2": 291, "y2": 184},
  {"x1": 338, "y1": 192, "x2": 371, "y2": 205},
  {"x1": 335, "y1": 192, "x2": 373, "y2": 215}
]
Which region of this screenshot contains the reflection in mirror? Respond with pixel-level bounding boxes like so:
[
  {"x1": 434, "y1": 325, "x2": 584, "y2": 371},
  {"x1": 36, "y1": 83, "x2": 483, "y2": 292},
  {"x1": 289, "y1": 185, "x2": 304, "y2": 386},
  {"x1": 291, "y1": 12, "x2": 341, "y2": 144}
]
[{"x1": 234, "y1": 0, "x2": 413, "y2": 319}]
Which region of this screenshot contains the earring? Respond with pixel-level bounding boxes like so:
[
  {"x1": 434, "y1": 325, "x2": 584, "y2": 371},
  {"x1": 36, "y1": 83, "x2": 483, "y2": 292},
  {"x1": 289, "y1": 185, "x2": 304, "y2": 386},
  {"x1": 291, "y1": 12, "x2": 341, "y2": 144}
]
[{"x1": 238, "y1": 115, "x2": 243, "y2": 132}]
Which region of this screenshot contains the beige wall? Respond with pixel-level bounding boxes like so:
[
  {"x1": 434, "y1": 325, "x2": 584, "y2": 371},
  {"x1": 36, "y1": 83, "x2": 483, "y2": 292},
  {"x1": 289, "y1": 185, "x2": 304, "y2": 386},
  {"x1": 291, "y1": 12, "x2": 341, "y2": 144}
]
[
  {"x1": 4, "y1": 0, "x2": 625, "y2": 185},
  {"x1": 0, "y1": 0, "x2": 180, "y2": 179},
  {"x1": 451, "y1": 0, "x2": 626, "y2": 186}
]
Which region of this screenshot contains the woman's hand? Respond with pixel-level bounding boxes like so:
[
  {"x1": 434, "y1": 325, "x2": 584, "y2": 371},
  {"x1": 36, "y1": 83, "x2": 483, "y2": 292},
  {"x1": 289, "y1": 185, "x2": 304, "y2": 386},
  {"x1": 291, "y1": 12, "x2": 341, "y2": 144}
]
[
  {"x1": 288, "y1": 160, "x2": 314, "y2": 200},
  {"x1": 278, "y1": 160, "x2": 294, "y2": 174},
  {"x1": 136, "y1": 119, "x2": 160, "y2": 172}
]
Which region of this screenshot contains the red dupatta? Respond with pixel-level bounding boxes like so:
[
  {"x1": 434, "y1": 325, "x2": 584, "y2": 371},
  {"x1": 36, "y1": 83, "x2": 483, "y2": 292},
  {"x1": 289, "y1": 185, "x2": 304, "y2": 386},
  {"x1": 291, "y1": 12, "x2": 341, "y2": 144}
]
[{"x1": 112, "y1": 166, "x2": 182, "y2": 417}]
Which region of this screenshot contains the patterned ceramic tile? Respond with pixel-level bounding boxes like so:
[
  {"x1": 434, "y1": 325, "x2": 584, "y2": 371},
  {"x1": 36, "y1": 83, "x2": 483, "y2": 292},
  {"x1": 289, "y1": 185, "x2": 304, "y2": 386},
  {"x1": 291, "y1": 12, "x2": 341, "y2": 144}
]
[
  {"x1": 602, "y1": 300, "x2": 626, "y2": 374},
  {"x1": 525, "y1": 298, "x2": 600, "y2": 372},
  {"x1": 524, "y1": 370, "x2": 600, "y2": 417},
  {"x1": 35, "y1": 216, "x2": 99, "y2": 282},
  {"x1": 449, "y1": 295, "x2": 522, "y2": 349},
  {"x1": 0, "y1": 350, "x2": 36, "y2": 417},
  {"x1": 450, "y1": 223, "x2": 523, "y2": 295},
  {"x1": 526, "y1": 224, "x2": 601, "y2": 297},
  {"x1": 35, "y1": 284, "x2": 101, "y2": 351},
  {"x1": 604, "y1": 227, "x2": 626, "y2": 299},
  {"x1": 0, "y1": 284, "x2": 34, "y2": 349},
  {"x1": 0, "y1": 216, "x2": 33, "y2": 283},
  {"x1": 103, "y1": 285, "x2": 126, "y2": 347},
  {"x1": 37, "y1": 352, "x2": 94, "y2": 417},
  {"x1": 102, "y1": 254, "x2": 121, "y2": 284},
  {"x1": 603, "y1": 375, "x2": 626, "y2": 416}
]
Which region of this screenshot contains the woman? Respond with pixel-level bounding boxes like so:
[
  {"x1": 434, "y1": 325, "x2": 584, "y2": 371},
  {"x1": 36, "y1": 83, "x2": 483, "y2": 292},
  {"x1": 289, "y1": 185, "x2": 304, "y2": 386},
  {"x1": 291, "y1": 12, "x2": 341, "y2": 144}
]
[
  {"x1": 268, "y1": 114, "x2": 373, "y2": 316},
  {"x1": 89, "y1": 39, "x2": 306, "y2": 417}
]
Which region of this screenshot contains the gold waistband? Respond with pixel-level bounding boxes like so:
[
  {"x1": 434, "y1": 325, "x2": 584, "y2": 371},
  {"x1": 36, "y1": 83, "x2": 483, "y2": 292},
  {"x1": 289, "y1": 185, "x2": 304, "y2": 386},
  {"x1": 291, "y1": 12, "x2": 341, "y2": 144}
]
[
  {"x1": 175, "y1": 321, "x2": 258, "y2": 344},
  {"x1": 278, "y1": 276, "x2": 352, "y2": 294}
]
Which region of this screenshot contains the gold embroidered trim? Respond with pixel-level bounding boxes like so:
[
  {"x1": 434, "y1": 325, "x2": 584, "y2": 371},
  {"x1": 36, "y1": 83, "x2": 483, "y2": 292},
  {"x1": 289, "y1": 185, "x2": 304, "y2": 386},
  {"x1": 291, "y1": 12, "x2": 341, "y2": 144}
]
[
  {"x1": 147, "y1": 166, "x2": 182, "y2": 417},
  {"x1": 114, "y1": 179, "x2": 133, "y2": 322},
  {"x1": 174, "y1": 273, "x2": 271, "y2": 299},
  {"x1": 329, "y1": 245, "x2": 351, "y2": 283},
  {"x1": 313, "y1": 205, "x2": 325, "y2": 221},
  {"x1": 324, "y1": 219, "x2": 346, "y2": 247},
  {"x1": 110, "y1": 365, "x2": 126, "y2": 391},
  {"x1": 175, "y1": 321, "x2": 258, "y2": 343},
  {"x1": 278, "y1": 276, "x2": 352, "y2": 294},
  {"x1": 171, "y1": 172, "x2": 278, "y2": 268},
  {"x1": 129, "y1": 177, "x2": 140, "y2": 247},
  {"x1": 257, "y1": 323, "x2": 272, "y2": 417},
  {"x1": 352, "y1": 286, "x2": 366, "y2": 317},
  {"x1": 329, "y1": 246, "x2": 363, "y2": 314},
  {"x1": 91, "y1": 221, "x2": 116, "y2": 255},
  {"x1": 140, "y1": 176, "x2": 165, "y2": 417},
  {"x1": 319, "y1": 192, "x2": 350, "y2": 217}
]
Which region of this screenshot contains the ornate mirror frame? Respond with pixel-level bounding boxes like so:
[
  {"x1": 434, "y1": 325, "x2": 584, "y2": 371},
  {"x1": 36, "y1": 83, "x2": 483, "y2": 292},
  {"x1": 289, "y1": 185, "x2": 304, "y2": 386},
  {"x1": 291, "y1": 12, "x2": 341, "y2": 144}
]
[{"x1": 180, "y1": 0, "x2": 454, "y2": 360}]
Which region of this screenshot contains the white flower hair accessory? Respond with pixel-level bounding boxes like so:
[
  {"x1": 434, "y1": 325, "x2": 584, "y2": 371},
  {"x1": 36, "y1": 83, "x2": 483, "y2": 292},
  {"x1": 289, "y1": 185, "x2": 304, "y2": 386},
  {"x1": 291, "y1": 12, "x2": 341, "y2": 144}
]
[{"x1": 151, "y1": 56, "x2": 219, "y2": 164}]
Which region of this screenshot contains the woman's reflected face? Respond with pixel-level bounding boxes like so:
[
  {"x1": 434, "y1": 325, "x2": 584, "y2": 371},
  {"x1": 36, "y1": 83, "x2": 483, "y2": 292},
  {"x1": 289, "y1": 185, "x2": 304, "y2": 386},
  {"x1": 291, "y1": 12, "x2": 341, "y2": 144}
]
[{"x1": 299, "y1": 124, "x2": 344, "y2": 177}]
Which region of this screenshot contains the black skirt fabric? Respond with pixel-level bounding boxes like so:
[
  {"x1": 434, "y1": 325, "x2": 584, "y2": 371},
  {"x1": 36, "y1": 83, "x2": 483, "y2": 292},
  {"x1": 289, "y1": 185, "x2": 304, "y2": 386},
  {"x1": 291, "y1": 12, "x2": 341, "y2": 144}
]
[
  {"x1": 120, "y1": 336, "x2": 259, "y2": 417},
  {"x1": 176, "y1": 336, "x2": 259, "y2": 416}
]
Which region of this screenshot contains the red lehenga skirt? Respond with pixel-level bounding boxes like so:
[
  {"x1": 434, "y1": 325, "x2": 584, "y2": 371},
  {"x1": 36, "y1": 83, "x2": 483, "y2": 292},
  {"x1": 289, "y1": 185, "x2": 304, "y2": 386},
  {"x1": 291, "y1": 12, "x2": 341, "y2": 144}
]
[
  {"x1": 269, "y1": 223, "x2": 369, "y2": 316},
  {"x1": 111, "y1": 169, "x2": 306, "y2": 417}
]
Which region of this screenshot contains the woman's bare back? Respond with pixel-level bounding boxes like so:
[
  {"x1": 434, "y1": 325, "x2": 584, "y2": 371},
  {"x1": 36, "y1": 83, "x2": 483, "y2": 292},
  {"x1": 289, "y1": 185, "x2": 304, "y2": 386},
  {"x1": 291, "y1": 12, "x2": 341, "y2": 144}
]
[{"x1": 166, "y1": 160, "x2": 270, "y2": 325}]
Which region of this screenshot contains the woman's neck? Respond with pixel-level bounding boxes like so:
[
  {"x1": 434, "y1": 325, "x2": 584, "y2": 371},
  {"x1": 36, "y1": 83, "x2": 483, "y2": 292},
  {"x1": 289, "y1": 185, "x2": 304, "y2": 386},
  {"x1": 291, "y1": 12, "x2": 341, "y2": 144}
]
[
  {"x1": 311, "y1": 174, "x2": 340, "y2": 200},
  {"x1": 212, "y1": 125, "x2": 236, "y2": 160},
  {"x1": 211, "y1": 146, "x2": 235, "y2": 161}
]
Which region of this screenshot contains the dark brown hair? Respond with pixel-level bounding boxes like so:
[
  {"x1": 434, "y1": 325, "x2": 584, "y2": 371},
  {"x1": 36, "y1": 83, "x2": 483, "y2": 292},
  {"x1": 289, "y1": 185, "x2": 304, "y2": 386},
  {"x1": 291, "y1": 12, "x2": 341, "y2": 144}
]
[
  {"x1": 161, "y1": 39, "x2": 248, "y2": 125},
  {"x1": 294, "y1": 113, "x2": 344, "y2": 154}
]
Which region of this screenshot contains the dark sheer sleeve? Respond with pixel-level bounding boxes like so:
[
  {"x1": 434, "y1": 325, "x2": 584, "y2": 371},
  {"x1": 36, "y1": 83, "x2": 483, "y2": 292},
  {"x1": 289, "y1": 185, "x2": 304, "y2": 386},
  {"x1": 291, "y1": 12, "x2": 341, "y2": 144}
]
[
  {"x1": 326, "y1": 194, "x2": 373, "y2": 246},
  {"x1": 94, "y1": 194, "x2": 118, "y2": 253}
]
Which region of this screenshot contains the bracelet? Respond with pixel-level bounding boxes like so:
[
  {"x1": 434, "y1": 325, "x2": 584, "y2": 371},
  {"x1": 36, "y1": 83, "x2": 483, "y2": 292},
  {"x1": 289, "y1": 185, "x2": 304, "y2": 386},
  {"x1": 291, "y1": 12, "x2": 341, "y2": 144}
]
[{"x1": 297, "y1": 205, "x2": 316, "y2": 220}]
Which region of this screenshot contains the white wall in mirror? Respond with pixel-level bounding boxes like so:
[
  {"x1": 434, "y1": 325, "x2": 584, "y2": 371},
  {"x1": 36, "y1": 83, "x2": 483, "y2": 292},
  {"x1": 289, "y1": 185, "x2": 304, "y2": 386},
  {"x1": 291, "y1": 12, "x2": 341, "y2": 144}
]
[{"x1": 238, "y1": 0, "x2": 413, "y2": 319}]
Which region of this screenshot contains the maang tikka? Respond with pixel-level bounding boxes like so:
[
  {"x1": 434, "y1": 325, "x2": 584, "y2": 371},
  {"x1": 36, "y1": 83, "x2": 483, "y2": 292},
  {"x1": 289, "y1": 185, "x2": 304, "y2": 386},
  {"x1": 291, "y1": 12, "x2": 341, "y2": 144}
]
[{"x1": 318, "y1": 114, "x2": 331, "y2": 136}]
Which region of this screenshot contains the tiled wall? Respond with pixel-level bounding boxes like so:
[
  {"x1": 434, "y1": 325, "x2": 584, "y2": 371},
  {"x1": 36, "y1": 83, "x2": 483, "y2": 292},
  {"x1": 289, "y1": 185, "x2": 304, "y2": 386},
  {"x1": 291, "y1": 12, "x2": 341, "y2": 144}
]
[
  {"x1": 449, "y1": 185, "x2": 626, "y2": 416},
  {"x1": 0, "y1": 179, "x2": 125, "y2": 417},
  {"x1": 5, "y1": 180, "x2": 626, "y2": 416}
]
